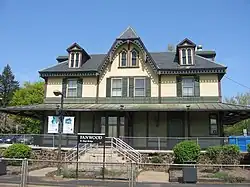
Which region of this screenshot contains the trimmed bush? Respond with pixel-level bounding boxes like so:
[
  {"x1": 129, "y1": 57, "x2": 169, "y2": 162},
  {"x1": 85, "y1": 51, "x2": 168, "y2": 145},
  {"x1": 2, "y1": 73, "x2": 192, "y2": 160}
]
[
  {"x1": 206, "y1": 146, "x2": 222, "y2": 163},
  {"x1": 3, "y1": 143, "x2": 32, "y2": 159},
  {"x1": 173, "y1": 141, "x2": 201, "y2": 164},
  {"x1": 247, "y1": 144, "x2": 250, "y2": 153},
  {"x1": 206, "y1": 144, "x2": 241, "y2": 164}
]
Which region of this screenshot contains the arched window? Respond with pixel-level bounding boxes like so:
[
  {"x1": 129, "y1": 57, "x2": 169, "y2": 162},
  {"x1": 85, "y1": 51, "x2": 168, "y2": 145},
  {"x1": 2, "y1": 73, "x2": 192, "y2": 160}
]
[
  {"x1": 75, "y1": 53, "x2": 79, "y2": 67},
  {"x1": 182, "y1": 49, "x2": 186, "y2": 65},
  {"x1": 131, "y1": 50, "x2": 137, "y2": 66},
  {"x1": 70, "y1": 53, "x2": 75, "y2": 67},
  {"x1": 187, "y1": 49, "x2": 192, "y2": 64},
  {"x1": 121, "y1": 51, "x2": 127, "y2": 66}
]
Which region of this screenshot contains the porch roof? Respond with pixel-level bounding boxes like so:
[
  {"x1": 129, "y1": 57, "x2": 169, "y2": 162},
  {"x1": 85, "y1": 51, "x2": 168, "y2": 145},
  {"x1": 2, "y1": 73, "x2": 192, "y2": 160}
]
[{"x1": 0, "y1": 102, "x2": 249, "y2": 112}]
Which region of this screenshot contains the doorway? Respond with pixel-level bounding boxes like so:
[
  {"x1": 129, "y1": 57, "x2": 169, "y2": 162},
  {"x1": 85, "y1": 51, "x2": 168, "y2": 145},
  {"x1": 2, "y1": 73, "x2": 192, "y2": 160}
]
[{"x1": 100, "y1": 116, "x2": 125, "y2": 137}]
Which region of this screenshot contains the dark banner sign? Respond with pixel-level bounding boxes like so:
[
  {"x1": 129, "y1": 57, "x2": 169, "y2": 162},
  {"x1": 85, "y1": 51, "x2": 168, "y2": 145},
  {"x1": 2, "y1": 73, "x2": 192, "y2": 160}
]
[{"x1": 78, "y1": 133, "x2": 105, "y2": 143}]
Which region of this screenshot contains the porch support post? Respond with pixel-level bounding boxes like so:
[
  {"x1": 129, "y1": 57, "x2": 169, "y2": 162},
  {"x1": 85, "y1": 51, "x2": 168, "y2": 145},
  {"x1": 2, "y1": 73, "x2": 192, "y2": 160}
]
[
  {"x1": 219, "y1": 111, "x2": 224, "y2": 136},
  {"x1": 185, "y1": 106, "x2": 190, "y2": 137},
  {"x1": 77, "y1": 111, "x2": 81, "y2": 133},
  {"x1": 92, "y1": 112, "x2": 95, "y2": 133},
  {"x1": 146, "y1": 112, "x2": 149, "y2": 148}
]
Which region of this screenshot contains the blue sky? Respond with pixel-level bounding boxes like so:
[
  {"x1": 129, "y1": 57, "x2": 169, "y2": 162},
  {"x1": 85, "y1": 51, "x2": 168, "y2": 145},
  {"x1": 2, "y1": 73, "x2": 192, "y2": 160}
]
[{"x1": 0, "y1": 0, "x2": 250, "y2": 98}]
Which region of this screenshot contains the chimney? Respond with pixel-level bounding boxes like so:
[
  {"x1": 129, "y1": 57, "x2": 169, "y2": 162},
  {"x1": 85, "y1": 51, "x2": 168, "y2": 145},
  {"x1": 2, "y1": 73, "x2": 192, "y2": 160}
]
[{"x1": 197, "y1": 45, "x2": 202, "y2": 51}]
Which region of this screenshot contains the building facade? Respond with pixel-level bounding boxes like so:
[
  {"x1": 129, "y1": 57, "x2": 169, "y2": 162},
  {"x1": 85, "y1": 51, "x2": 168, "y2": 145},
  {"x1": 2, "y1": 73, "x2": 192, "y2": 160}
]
[{"x1": 2, "y1": 27, "x2": 250, "y2": 149}]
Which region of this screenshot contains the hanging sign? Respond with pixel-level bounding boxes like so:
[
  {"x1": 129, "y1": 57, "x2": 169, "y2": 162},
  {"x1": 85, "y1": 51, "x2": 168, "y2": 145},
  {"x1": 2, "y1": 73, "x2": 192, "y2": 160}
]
[
  {"x1": 47, "y1": 116, "x2": 59, "y2": 133},
  {"x1": 63, "y1": 116, "x2": 75, "y2": 134}
]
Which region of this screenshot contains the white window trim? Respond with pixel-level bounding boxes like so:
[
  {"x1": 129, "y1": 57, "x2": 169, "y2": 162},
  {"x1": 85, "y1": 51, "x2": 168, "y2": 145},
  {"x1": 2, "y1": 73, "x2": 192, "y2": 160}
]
[
  {"x1": 120, "y1": 51, "x2": 127, "y2": 67},
  {"x1": 182, "y1": 77, "x2": 195, "y2": 97},
  {"x1": 134, "y1": 77, "x2": 146, "y2": 97},
  {"x1": 111, "y1": 78, "x2": 123, "y2": 97},
  {"x1": 131, "y1": 49, "x2": 138, "y2": 66},
  {"x1": 180, "y1": 48, "x2": 193, "y2": 65},
  {"x1": 69, "y1": 52, "x2": 81, "y2": 68},
  {"x1": 67, "y1": 79, "x2": 78, "y2": 97}
]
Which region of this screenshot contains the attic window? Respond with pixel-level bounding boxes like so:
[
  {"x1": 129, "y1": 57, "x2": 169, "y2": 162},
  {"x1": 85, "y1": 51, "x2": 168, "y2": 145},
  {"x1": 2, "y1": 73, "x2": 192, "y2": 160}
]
[
  {"x1": 70, "y1": 52, "x2": 81, "y2": 68},
  {"x1": 180, "y1": 49, "x2": 193, "y2": 65},
  {"x1": 131, "y1": 49, "x2": 138, "y2": 66}
]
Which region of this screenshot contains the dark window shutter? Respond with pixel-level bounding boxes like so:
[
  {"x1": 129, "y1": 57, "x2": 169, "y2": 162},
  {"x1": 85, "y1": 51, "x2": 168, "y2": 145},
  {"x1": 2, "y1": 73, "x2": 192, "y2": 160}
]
[
  {"x1": 146, "y1": 77, "x2": 151, "y2": 97},
  {"x1": 62, "y1": 78, "x2": 67, "y2": 97},
  {"x1": 77, "y1": 78, "x2": 83, "y2": 97},
  {"x1": 106, "y1": 78, "x2": 111, "y2": 97},
  {"x1": 122, "y1": 77, "x2": 128, "y2": 97},
  {"x1": 176, "y1": 76, "x2": 182, "y2": 97},
  {"x1": 129, "y1": 77, "x2": 134, "y2": 97},
  {"x1": 194, "y1": 75, "x2": 200, "y2": 97}
]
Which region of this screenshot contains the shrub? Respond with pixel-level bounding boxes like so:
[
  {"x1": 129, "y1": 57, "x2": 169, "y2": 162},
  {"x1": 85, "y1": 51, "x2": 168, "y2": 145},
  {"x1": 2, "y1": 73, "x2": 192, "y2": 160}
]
[
  {"x1": 3, "y1": 144, "x2": 32, "y2": 159},
  {"x1": 206, "y1": 146, "x2": 222, "y2": 163},
  {"x1": 150, "y1": 156, "x2": 163, "y2": 163},
  {"x1": 206, "y1": 144, "x2": 241, "y2": 164},
  {"x1": 221, "y1": 144, "x2": 241, "y2": 164},
  {"x1": 247, "y1": 144, "x2": 250, "y2": 153},
  {"x1": 173, "y1": 141, "x2": 201, "y2": 164}
]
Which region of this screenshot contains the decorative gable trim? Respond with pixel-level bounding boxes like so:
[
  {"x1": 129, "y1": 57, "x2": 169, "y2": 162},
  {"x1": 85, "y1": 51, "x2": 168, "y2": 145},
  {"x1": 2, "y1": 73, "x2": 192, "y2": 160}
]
[
  {"x1": 158, "y1": 68, "x2": 226, "y2": 75},
  {"x1": 39, "y1": 71, "x2": 98, "y2": 78},
  {"x1": 97, "y1": 38, "x2": 158, "y2": 76}
]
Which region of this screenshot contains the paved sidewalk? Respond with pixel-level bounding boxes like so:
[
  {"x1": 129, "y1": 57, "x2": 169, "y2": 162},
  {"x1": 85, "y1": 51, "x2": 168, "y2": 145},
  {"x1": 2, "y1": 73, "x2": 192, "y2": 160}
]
[
  {"x1": 29, "y1": 167, "x2": 57, "y2": 177},
  {"x1": 137, "y1": 171, "x2": 169, "y2": 183}
]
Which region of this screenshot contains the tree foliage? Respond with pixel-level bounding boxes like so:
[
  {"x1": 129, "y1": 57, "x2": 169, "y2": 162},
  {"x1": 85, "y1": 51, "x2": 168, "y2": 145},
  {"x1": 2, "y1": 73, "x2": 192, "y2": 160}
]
[
  {"x1": 0, "y1": 64, "x2": 19, "y2": 107},
  {"x1": 224, "y1": 92, "x2": 250, "y2": 136},
  {"x1": 10, "y1": 81, "x2": 44, "y2": 134}
]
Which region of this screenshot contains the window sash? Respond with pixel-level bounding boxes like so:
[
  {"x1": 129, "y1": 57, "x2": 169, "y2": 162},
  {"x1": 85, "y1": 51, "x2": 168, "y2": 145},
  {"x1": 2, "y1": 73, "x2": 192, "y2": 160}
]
[
  {"x1": 121, "y1": 52, "x2": 127, "y2": 66},
  {"x1": 70, "y1": 53, "x2": 75, "y2": 67},
  {"x1": 131, "y1": 51, "x2": 137, "y2": 66},
  {"x1": 75, "y1": 53, "x2": 79, "y2": 67},
  {"x1": 67, "y1": 80, "x2": 78, "y2": 97},
  {"x1": 134, "y1": 78, "x2": 145, "y2": 96},
  {"x1": 111, "y1": 78, "x2": 122, "y2": 96},
  {"x1": 182, "y1": 78, "x2": 194, "y2": 96},
  {"x1": 187, "y1": 49, "x2": 192, "y2": 64}
]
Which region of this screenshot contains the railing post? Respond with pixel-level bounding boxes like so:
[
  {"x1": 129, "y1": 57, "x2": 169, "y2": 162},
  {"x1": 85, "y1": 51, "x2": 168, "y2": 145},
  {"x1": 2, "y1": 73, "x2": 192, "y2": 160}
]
[
  {"x1": 24, "y1": 134, "x2": 26, "y2": 144},
  {"x1": 158, "y1": 137, "x2": 160, "y2": 150},
  {"x1": 196, "y1": 137, "x2": 199, "y2": 146},
  {"x1": 52, "y1": 134, "x2": 55, "y2": 148},
  {"x1": 20, "y1": 158, "x2": 28, "y2": 187}
]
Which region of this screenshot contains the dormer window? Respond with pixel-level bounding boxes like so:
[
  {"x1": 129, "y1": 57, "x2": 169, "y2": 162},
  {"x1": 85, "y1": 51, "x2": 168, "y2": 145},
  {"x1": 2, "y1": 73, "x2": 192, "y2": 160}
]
[
  {"x1": 67, "y1": 42, "x2": 90, "y2": 68},
  {"x1": 177, "y1": 38, "x2": 196, "y2": 66},
  {"x1": 180, "y1": 49, "x2": 193, "y2": 65},
  {"x1": 70, "y1": 52, "x2": 81, "y2": 68}
]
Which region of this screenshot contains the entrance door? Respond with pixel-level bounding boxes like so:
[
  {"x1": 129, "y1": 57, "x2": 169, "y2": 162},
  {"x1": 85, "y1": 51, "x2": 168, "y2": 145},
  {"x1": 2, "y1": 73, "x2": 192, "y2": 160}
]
[
  {"x1": 108, "y1": 117, "x2": 117, "y2": 137},
  {"x1": 101, "y1": 116, "x2": 125, "y2": 137},
  {"x1": 167, "y1": 119, "x2": 184, "y2": 149}
]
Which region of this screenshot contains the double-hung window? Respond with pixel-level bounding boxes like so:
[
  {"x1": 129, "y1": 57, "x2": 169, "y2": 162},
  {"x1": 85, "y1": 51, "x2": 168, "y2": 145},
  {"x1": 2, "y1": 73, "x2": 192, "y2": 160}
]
[
  {"x1": 134, "y1": 78, "x2": 145, "y2": 96},
  {"x1": 67, "y1": 79, "x2": 78, "y2": 97},
  {"x1": 121, "y1": 51, "x2": 127, "y2": 67},
  {"x1": 111, "y1": 78, "x2": 122, "y2": 96},
  {"x1": 182, "y1": 77, "x2": 194, "y2": 96}
]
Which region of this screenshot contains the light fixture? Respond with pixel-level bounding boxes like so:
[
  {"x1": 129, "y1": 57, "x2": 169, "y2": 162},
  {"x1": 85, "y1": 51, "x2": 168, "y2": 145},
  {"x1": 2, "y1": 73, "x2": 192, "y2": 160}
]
[{"x1": 53, "y1": 90, "x2": 63, "y2": 96}]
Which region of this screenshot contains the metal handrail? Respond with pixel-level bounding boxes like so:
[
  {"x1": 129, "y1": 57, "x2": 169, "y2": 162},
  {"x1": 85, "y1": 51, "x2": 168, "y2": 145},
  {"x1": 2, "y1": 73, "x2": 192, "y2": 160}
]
[{"x1": 111, "y1": 137, "x2": 141, "y2": 163}]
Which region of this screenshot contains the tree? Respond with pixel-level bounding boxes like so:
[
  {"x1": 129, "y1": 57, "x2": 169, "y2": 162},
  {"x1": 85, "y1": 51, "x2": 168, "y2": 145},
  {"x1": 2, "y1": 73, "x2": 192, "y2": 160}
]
[
  {"x1": 0, "y1": 64, "x2": 19, "y2": 107},
  {"x1": 224, "y1": 92, "x2": 250, "y2": 136},
  {"x1": 10, "y1": 81, "x2": 44, "y2": 133}
]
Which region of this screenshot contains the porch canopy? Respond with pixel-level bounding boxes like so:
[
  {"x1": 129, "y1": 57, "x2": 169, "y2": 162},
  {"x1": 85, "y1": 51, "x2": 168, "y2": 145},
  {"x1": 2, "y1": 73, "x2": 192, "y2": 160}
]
[{"x1": 0, "y1": 102, "x2": 250, "y2": 125}]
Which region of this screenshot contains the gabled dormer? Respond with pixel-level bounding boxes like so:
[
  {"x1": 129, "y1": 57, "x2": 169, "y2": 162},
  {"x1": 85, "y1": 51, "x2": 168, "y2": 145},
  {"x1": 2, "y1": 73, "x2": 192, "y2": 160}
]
[
  {"x1": 177, "y1": 38, "x2": 196, "y2": 65},
  {"x1": 67, "y1": 43, "x2": 90, "y2": 68}
]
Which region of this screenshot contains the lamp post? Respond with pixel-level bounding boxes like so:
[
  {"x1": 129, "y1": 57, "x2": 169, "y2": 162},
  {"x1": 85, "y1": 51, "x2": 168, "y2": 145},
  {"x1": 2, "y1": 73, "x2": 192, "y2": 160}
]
[{"x1": 53, "y1": 90, "x2": 64, "y2": 176}]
